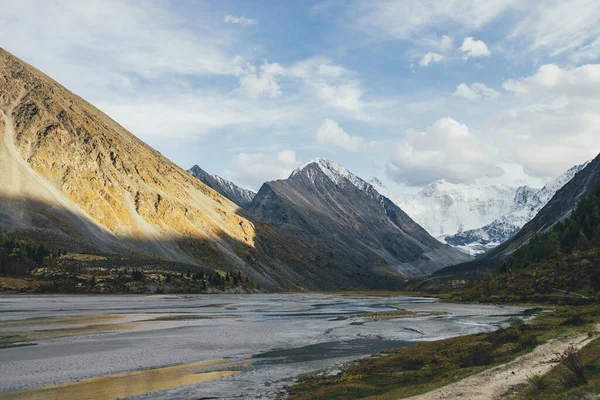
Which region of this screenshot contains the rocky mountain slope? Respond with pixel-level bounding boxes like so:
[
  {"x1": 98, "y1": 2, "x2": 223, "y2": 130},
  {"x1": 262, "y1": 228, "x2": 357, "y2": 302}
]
[
  {"x1": 0, "y1": 47, "x2": 265, "y2": 274},
  {"x1": 0, "y1": 47, "x2": 327, "y2": 290},
  {"x1": 188, "y1": 165, "x2": 255, "y2": 208},
  {"x1": 435, "y1": 152, "x2": 600, "y2": 278},
  {"x1": 445, "y1": 163, "x2": 589, "y2": 254},
  {"x1": 249, "y1": 158, "x2": 471, "y2": 277},
  {"x1": 0, "y1": 48, "x2": 465, "y2": 291}
]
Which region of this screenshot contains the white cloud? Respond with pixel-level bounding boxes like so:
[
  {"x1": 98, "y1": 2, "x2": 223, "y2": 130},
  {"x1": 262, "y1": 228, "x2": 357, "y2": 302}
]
[
  {"x1": 495, "y1": 63, "x2": 600, "y2": 177},
  {"x1": 0, "y1": 0, "x2": 248, "y2": 106},
  {"x1": 223, "y1": 15, "x2": 258, "y2": 25},
  {"x1": 351, "y1": 0, "x2": 514, "y2": 39},
  {"x1": 454, "y1": 82, "x2": 500, "y2": 100},
  {"x1": 437, "y1": 35, "x2": 453, "y2": 51},
  {"x1": 290, "y1": 58, "x2": 365, "y2": 113},
  {"x1": 96, "y1": 92, "x2": 298, "y2": 140},
  {"x1": 222, "y1": 150, "x2": 300, "y2": 190},
  {"x1": 239, "y1": 61, "x2": 287, "y2": 99},
  {"x1": 387, "y1": 118, "x2": 501, "y2": 186},
  {"x1": 503, "y1": 64, "x2": 600, "y2": 97},
  {"x1": 509, "y1": 0, "x2": 600, "y2": 58},
  {"x1": 316, "y1": 119, "x2": 364, "y2": 151},
  {"x1": 460, "y1": 37, "x2": 491, "y2": 59},
  {"x1": 419, "y1": 52, "x2": 444, "y2": 67}
]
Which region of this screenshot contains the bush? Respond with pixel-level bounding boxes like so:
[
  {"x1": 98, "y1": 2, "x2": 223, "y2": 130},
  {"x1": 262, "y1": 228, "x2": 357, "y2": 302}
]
[
  {"x1": 489, "y1": 328, "x2": 520, "y2": 346},
  {"x1": 517, "y1": 334, "x2": 538, "y2": 350},
  {"x1": 558, "y1": 344, "x2": 587, "y2": 387},
  {"x1": 526, "y1": 373, "x2": 547, "y2": 391},
  {"x1": 461, "y1": 343, "x2": 493, "y2": 367},
  {"x1": 561, "y1": 314, "x2": 589, "y2": 326}
]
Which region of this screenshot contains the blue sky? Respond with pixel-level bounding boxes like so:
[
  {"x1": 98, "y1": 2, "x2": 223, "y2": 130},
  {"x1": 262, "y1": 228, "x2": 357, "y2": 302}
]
[{"x1": 2, "y1": 0, "x2": 600, "y2": 195}]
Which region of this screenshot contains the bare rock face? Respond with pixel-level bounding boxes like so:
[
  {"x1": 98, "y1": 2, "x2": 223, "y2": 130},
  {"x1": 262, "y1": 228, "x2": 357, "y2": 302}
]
[
  {"x1": 249, "y1": 158, "x2": 471, "y2": 278},
  {"x1": 188, "y1": 165, "x2": 255, "y2": 209}
]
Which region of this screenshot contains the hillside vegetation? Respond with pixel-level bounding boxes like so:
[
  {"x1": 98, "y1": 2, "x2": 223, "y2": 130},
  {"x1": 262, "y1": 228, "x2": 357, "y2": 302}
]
[
  {"x1": 0, "y1": 231, "x2": 260, "y2": 294},
  {"x1": 458, "y1": 181, "x2": 600, "y2": 303}
]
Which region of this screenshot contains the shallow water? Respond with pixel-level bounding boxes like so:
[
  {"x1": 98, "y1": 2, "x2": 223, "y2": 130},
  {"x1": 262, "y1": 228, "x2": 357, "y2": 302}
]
[{"x1": 0, "y1": 294, "x2": 534, "y2": 399}]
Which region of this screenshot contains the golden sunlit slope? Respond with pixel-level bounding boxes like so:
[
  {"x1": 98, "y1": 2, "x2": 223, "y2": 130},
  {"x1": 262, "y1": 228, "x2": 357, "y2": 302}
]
[{"x1": 0, "y1": 48, "x2": 258, "y2": 272}]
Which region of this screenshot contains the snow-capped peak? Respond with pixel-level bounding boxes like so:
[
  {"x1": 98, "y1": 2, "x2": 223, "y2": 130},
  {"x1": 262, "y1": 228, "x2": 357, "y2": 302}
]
[
  {"x1": 290, "y1": 158, "x2": 372, "y2": 191},
  {"x1": 369, "y1": 177, "x2": 387, "y2": 190}
]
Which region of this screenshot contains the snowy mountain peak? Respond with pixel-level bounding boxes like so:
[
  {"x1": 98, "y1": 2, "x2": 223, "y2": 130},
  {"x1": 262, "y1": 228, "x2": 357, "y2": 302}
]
[
  {"x1": 189, "y1": 165, "x2": 209, "y2": 179},
  {"x1": 443, "y1": 161, "x2": 591, "y2": 254},
  {"x1": 290, "y1": 158, "x2": 371, "y2": 192},
  {"x1": 369, "y1": 177, "x2": 387, "y2": 190},
  {"x1": 188, "y1": 165, "x2": 256, "y2": 208}
]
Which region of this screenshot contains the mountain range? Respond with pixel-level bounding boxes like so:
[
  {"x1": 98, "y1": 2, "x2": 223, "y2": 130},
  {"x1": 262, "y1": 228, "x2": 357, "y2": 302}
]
[
  {"x1": 399, "y1": 164, "x2": 588, "y2": 255},
  {"x1": 0, "y1": 48, "x2": 468, "y2": 291},
  {"x1": 188, "y1": 165, "x2": 255, "y2": 209},
  {"x1": 435, "y1": 152, "x2": 600, "y2": 279},
  {"x1": 249, "y1": 158, "x2": 470, "y2": 277}
]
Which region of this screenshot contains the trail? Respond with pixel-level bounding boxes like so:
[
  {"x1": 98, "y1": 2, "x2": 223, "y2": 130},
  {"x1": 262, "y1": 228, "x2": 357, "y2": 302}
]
[{"x1": 404, "y1": 325, "x2": 599, "y2": 400}]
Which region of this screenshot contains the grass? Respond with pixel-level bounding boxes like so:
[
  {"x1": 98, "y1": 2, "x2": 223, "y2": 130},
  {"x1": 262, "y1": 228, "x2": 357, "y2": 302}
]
[
  {"x1": 285, "y1": 305, "x2": 600, "y2": 400},
  {"x1": 515, "y1": 332, "x2": 600, "y2": 399}
]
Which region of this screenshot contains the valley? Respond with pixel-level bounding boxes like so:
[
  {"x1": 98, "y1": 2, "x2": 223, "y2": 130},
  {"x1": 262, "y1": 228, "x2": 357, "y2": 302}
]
[{"x1": 1, "y1": 2, "x2": 600, "y2": 398}]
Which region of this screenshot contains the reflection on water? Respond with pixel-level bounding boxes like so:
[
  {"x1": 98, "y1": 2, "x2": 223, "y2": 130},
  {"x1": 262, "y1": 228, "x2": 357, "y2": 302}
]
[
  {"x1": 0, "y1": 360, "x2": 239, "y2": 400},
  {"x1": 0, "y1": 294, "x2": 537, "y2": 399}
]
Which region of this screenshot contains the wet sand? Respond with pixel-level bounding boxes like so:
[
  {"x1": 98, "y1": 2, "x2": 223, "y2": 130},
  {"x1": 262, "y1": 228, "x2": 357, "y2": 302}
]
[
  {"x1": 0, "y1": 359, "x2": 239, "y2": 400},
  {"x1": 0, "y1": 294, "x2": 536, "y2": 399}
]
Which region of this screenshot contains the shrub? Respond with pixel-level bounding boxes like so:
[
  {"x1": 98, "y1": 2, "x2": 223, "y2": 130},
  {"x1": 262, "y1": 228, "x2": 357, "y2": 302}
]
[
  {"x1": 461, "y1": 343, "x2": 493, "y2": 367},
  {"x1": 526, "y1": 373, "x2": 546, "y2": 391},
  {"x1": 561, "y1": 314, "x2": 589, "y2": 326},
  {"x1": 517, "y1": 334, "x2": 538, "y2": 350},
  {"x1": 558, "y1": 344, "x2": 587, "y2": 387}
]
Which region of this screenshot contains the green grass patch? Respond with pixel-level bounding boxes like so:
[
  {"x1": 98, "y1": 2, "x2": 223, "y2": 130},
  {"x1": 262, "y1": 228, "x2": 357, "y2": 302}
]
[
  {"x1": 514, "y1": 333, "x2": 600, "y2": 399},
  {"x1": 285, "y1": 305, "x2": 600, "y2": 400}
]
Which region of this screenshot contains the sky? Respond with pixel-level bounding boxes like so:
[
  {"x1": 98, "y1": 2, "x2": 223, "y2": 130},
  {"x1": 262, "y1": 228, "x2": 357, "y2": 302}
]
[{"x1": 1, "y1": 0, "x2": 600, "y2": 195}]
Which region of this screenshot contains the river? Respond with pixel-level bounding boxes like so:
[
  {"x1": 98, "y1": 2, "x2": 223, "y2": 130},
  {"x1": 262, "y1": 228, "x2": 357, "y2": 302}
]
[{"x1": 0, "y1": 294, "x2": 536, "y2": 399}]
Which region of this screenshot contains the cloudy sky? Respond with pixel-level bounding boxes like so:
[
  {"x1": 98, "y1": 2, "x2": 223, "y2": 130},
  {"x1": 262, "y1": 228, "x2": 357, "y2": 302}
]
[{"x1": 1, "y1": 0, "x2": 599, "y2": 194}]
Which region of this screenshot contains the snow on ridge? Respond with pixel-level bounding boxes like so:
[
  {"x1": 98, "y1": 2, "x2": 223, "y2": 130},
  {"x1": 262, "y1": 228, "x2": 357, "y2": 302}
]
[
  {"x1": 443, "y1": 160, "x2": 591, "y2": 254},
  {"x1": 290, "y1": 157, "x2": 373, "y2": 192}
]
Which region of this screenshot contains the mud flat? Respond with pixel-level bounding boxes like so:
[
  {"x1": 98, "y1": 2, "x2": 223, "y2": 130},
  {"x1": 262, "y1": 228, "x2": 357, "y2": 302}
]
[{"x1": 0, "y1": 294, "x2": 535, "y2": 399}]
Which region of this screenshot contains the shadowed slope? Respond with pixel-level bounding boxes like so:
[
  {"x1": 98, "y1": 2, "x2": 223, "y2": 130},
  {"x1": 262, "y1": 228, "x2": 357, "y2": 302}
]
[
  {"x1": 250, "y1": 159, "x2": 471, "y2": 278},
  {"x1": 436, "y1": 152, "x2": 600, "y2": 278},
  {"x1": 0, "y1": 48, "x2": 465, "y2": 290}
]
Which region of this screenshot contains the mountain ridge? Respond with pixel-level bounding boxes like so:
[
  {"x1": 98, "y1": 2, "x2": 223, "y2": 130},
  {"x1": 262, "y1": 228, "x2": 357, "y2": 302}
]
[
  {"x1": 188, "y1": 165, "x2": 255, "y2": 208},
  {"x1": 435, "y1": 152, "x2": 600, "y2": 277},
  {"x1": 250, "y1": 158, "x2": 471, "y2": 277},
  {"x1": 444, "y1": 162, "x2": 590, "y2": 254}
]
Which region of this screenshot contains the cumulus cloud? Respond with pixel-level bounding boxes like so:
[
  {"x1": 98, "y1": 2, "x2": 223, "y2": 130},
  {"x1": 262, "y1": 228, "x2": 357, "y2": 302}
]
[
  {"x1": 503, "y1": 64, "x2": 600, "y2": 97},
  {"x1": 316, "y1": 119, "x2": 364, "y2": 151},
  {"x1": 222, "y1": 150, "x2": 300, "y2": 189},
  {"x1": 223, "y1": 15, "x2": 258, "y2": 25},
  {"x1": 460, "y1": 37, "x2": 491, "y2": 59},
  {"x1": 495, "y1": 63, "x2": 600, "y2": 177},
  {"x1": 437, "y1": 35, "x2": 453, "y2": 51},
  {"x1": 454, "y1": 82, "x2": 499, "y2": 100},
  {"x1": 387, "y1": 118, "x2": 501, "y2": 186},
  {"x1": 239, "y1": 61, "x2": 287, "y2": 98},
  {"x1": 290, "y1": 58, "x2": 365, "y2": 113},
  {"x1": 419, "y1": 52, "x2": 444, "y2": 67}
]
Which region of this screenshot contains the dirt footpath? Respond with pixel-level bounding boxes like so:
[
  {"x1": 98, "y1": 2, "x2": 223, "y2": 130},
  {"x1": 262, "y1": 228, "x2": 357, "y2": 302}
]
[{"x1": 405, "y1": 326, "x2": 598, "y2": 400}]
